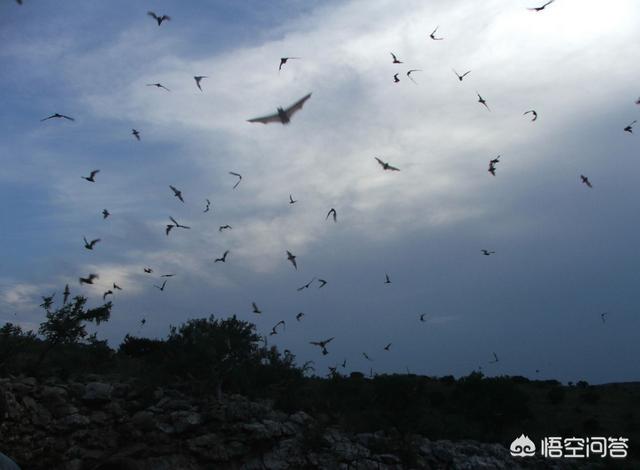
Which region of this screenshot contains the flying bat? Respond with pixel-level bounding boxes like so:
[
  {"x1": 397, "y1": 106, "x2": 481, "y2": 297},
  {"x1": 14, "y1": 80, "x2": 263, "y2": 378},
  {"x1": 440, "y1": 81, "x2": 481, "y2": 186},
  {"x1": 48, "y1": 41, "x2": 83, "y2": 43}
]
[
  {"x1": 375, "y1": 157, "x2": 400, "y2": 171},
  {"x1": 252, "y1": 302, "x2": 262, "y2": 314},
  {"x1": 528, "y1": 0, "x2": 555, "y2": 11},
  {"x1": 390, "y1": 52, "x2": 403, "y2": 64},
  {"x1": 83, "y1": 237, "x2": 101, "y2": 250},
  {"x1": 79, "y1": 274, "x2": 99, "y2": 285},
  {"x1": 279, "y1": 57, "x2": 300, "y2": 71},
  {"x1": 393, "y1": 73, "x2": 400, "y2": 83},
  {"x1": 153, "y1": 280, "x2": 167, "y2": 292},
  {"x1": 286, "y1": 250, "x2": 297, "y2": 269},
  {"x1": 194, "y1": 76, "x2": 207, "y2": 91},
  {"x1": 41, "y1": 113, "x2": 74, "y2": 122},
  {"x1": 326, "y1": 208, "x2": 337, "y2": 222},
  {"x1": 289, "y1": 194, "x2": 297, "y2": 204},
  {"x1": 102, "y1": 209, "x2": 110, "y2": 219},
  {"x1": 63, "y1": 284, "x2": 70, "y2": 304},
  {"x1": 624, "y1": 120, "x2": 637, "y2": 133},
  {"x1": 580, "y1": 174, "x2": 593, "y2": 188},
  {"x1": 132, "y1": 129, "x2": 140, "y2": 140},
  {"x1": 82, "y1": 170, "x2": 100, "y2": 182},
  {"x1": 384, "y1": 273, "x2": 391, "y2": 284},
  {"x1": 297, "y1": 277, "x2": 315, "y2": 291},
  {"x1": 430, "y1": 26, "x2": 443, "y2": 40},
  {"x1": 310, "y1": 337, "x2": 334, "y2": 355},
  {"x1": 406, "y1": 69, "x2": 422, "y2": 84},
  {"x1": 269, "y1": 320, "x2": 286, "y2": 336},
  {"x1": 169, "y1": 216, "x2": 190, "y2": 229},
  {"x1": 453, "y1": 69, "x2": 471, "y2": 81},
  {"x1": 481, "y1": 250, "x2": 496, "y2": 256},
  {"x1": 215, "y1": 250, "x2": 230, "y2": 263},
  {"x1": 247, "y1": 93, "x2": 312, "y2": 125},
  {"x1": 477, "y1": 92, "x2": 490, "y2": 111},
  {"x1": 148, "y1": 11, "x2": 170, "y2": 25},
  {"x1": 169, "y1": 185, "x2": 184, "y2": 203},
  {"x1": 146, "y1": 83, "x2": 170, "y2": 91},
  {"x1": 229, "y1": 172, "x2": 242, "y2": 189},
  {"x1": 524, "y1": 110, "x2": 538, "y2": 121},
  {"x1": 203, "y1": 199, "x2": 211, "y2": 213}
]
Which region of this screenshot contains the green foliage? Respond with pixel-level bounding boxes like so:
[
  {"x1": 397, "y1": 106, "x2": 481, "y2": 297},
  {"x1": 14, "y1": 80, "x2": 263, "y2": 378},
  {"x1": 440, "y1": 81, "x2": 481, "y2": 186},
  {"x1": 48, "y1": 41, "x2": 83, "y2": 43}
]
[
  {"x1": 547, "y1": 386, "x2": 566, "y2": 405},
  {"x1": 39, "y1": 296, "x2": 111, "y2": 346},
  {"x1": 0, "y1": 323, "x2": 39, "y2": 374}
]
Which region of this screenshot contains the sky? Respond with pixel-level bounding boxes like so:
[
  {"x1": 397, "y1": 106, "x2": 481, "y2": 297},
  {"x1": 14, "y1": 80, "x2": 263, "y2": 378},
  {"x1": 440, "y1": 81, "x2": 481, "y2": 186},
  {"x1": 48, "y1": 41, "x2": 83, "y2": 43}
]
[{"x1": 1, "y1": 0, "x2": 639, "y2": 384}]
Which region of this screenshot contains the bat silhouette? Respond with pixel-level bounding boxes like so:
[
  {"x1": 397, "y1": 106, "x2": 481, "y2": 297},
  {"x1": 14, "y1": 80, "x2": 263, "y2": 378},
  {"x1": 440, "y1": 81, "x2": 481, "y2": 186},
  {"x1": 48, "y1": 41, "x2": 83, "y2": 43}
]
[
  {"x1": 169, "y1": 185, "x2": 184, "y2": 203},
  {"x1": 82, "y1": 170, "x2": 100, "y2": 182},
  {"x1": 453, "y1": 69, "x2": 471, "y2": 81},
  {"x1": 375, "y1": 157, "x2": 400, "y2": 171},
  {"x1": 279, "y1": 57, "x2": 300, "y2": 71},
  {"x1": 148, "y1": 11, "x2": 170, "y2": 25},
  {"x1": 247, "y1": 93, "x2": 312, "y2": 125},
  {"x1": 528, "y1": 0, "x2": 555, "y2": 11},
  {"x1": 41, "y1": 113, "x2": 74, "y2": 122},
  {"x1": 83, "y1": 237, "x2": 101, "y2": 250},
  {"x1": 286, "y1": 251, "x2": 297, "y2": 269},
  {"x1": 194, "y1": 76, "x2": 207, "y2": 91},
  {"x1": 79, "y1": 274, "x2": 99, "y2": 285}
]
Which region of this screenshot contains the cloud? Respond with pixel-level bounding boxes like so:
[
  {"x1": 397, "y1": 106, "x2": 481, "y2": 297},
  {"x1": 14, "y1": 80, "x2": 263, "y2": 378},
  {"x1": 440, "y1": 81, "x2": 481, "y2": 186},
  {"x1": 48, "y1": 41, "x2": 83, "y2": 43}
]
[{"x1": 3, "y1": 0, "x2": 640, "y2": 382}]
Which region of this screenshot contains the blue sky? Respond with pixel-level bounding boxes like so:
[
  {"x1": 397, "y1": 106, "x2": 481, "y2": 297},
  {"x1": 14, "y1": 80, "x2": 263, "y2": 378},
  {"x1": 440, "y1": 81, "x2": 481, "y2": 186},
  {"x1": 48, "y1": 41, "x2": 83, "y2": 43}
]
[{"x1": 1, "y1": 0, "x2": 639, "y2": 384}]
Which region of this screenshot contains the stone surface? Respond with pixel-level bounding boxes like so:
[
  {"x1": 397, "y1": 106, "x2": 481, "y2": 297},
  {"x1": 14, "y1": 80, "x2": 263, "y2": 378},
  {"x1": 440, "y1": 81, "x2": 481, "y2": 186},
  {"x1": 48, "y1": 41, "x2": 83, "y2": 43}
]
[{"x1": 0, "y1": 376, "x2": 590, "y2": 470}]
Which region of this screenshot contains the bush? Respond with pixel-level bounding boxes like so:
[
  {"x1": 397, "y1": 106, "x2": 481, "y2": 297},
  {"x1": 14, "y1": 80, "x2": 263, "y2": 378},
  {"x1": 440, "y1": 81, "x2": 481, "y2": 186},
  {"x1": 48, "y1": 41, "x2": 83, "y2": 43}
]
[{"x1": 548, "y1": 386, "x2": 566, "y2": 405}]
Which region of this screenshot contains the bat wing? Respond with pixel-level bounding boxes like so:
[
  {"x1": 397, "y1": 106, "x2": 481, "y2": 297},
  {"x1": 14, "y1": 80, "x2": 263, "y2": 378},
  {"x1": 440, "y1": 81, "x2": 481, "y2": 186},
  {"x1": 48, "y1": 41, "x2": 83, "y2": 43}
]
[
  {"x1": 284, "y1": 93, "x2": 312, "y2": 119},
  {"x1": 247, "y1": 112, "x2": 282, "y2": 124}
]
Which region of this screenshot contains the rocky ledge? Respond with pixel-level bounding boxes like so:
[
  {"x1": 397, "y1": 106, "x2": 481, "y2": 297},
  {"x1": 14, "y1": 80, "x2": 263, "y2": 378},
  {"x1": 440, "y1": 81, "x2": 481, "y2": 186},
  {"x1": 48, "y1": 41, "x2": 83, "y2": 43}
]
[{"x1": 0, "y1": 376, "x2": 594, "y2": 469}]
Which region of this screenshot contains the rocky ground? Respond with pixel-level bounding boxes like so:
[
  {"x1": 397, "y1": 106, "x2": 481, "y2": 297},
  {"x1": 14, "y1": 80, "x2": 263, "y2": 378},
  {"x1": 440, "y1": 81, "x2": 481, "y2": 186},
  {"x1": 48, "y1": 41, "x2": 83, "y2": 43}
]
[{"x1": 0, "y1": 375, "x2": 614, "y2": 469}]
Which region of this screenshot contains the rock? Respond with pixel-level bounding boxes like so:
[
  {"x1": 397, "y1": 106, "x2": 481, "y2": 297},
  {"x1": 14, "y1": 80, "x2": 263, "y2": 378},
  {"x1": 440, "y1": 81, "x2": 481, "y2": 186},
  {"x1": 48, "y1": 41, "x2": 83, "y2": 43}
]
[
  {"x1": 130, "y1": 411, "x2": 156, "y2": 432},
  {"x1": 170, "y1": 410, "x2": 202, "y2": 434},
  {"x1": 82, "y1": 382, "x2": 112, "y2": 404},
  {"x1": 376, "y1": 453, "x2": 402, "y2": 464},
  {"x1": 289, "y1": 411, "x2": 312, "y2": 426},
  {"x1": 51, "y1": 403, "x2": 79, "y2": 419},
  {"x1": 187, "y1": 433, "x2": 229, "y2": 461},
  {"x1": 241, "y1": 422, "x2": 269, "y2": 439},
  {"x1": 58, "y1": 413, "x2": 90, "y2": 427},
  {"x1": 40, "y1": 385, "x2": 68, "y2": 403}
]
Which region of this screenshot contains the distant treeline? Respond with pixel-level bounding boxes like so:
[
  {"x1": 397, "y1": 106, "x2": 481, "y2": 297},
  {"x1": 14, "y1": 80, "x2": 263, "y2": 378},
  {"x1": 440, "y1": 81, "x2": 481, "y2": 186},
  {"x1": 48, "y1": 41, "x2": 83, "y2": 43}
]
[{"x1": 1, "y1": 296, "x2": 638, "y2": 461}]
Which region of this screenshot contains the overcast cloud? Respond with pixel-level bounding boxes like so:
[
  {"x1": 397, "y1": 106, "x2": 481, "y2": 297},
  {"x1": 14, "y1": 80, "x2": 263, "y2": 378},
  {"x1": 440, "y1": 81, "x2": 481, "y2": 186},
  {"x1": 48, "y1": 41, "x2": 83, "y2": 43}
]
[{"x1": 1, "y1": 0, "x2": 639, "y2": 384}]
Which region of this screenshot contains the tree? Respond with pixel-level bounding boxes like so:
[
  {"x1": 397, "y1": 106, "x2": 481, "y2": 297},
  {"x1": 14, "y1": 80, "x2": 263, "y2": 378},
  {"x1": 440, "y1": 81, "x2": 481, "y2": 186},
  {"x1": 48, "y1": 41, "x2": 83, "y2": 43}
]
[
  {"x1": 164, "y1": 315, "x2": 263, "y2": 398},
  {"x1": 35, "y1": 295, "x2": 112, "y2": 368},
  {"x1": 0, "y1": 323, "x2": 38, "y2": 373}
]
